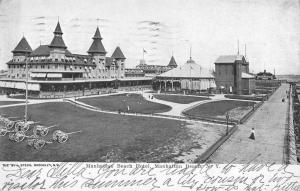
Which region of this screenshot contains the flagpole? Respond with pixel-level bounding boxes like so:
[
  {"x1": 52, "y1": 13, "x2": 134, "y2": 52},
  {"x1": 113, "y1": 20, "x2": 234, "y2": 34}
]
[{"x1": 142, "y1": 49, "x2": 144, "y2": 61}]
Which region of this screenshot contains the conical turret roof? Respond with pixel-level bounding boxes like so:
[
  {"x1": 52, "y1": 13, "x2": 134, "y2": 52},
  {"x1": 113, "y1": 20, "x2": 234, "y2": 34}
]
[
  {"x1": 111, "y1": 46, "x2": 126, "y2": 59},
  {"x1": 49, "y1": 21, "x2": 67, "y2": 49},
  {"x1": 54, "y1": 21, "x2": 63, "y2": 35},
  {"x1": 88, "y1": 27, "x2": 106, "y2": 54},
  {"x1": 12, "y1": 36, "x2": 32, "y2": 54},
  {"x1": 93, "y1": 27, "x2": 102, "y2": 39},
  {"x1": 168, "y1": 55, "x2": 177, "y2": 67}
]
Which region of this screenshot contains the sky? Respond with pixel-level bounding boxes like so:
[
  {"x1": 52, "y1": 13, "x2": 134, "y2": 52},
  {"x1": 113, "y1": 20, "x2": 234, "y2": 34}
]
[{"x1": 0, "y1": 0, "x2": 299, "y2": 74}]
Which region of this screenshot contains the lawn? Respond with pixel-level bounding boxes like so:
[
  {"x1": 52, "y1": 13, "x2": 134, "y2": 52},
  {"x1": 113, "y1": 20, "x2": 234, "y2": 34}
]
[
  {"x1": 0, "y1": 102, "x2": 197, "y2": 162},
  {"x1": 0, "y1": 101, "x2": 24, "y2": 106},
  {"x1": 154, "y1": 94, "x2": 210, "y2": 104},
  {"x1": 184, "y1": 100, "x2": 256, "y2": 120},
  {"x1": 78, "y1": 93, "x2": 171, "y2": 114}
]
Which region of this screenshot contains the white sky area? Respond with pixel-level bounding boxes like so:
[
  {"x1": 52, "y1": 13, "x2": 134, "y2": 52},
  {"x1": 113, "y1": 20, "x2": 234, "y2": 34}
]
[{"x1": 0, "y1": 0, "x2": 299, "y2": 74}]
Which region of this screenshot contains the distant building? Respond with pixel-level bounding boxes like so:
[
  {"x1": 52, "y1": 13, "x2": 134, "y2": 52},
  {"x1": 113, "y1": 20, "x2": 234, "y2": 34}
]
[
  {"x1": 256, "y1": 70, "x2": 276, "y2": 80},
  {"x1": 155, "y1": 56, "x2": 216, "y2": 92},
  {"x1": 125, "y1": 68, "x2": 145, "y2": 78},
  {"x1": 214, "y1": 54, "x2": 255, "y2": 94},
  {"x1": 136, "y1": 55, "x2": 177, "y2": 77}
]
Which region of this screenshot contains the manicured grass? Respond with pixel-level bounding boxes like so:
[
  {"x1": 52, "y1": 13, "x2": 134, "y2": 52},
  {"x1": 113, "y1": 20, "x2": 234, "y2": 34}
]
[
  {"x1": 184, "y1": 100, "x2": 255, "y2": 119},
  {"x1": 79, "y1": 93, "x2": 171, "y2": 114},
  {"x1": 148, "y1": 90, "x2": 214, "y2": 97},
  {"x1": 0, "y1": 101, "x2": 24, "y2": 106},
  {"x1": 154, "y1": 94, "x2": 210, "y2": 104},
  {"x1": 0, "y1": 102, "x2": 189, "y2": 162}
]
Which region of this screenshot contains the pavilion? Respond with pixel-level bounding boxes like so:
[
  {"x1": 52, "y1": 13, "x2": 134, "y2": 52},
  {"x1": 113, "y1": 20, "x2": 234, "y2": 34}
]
[{"x1": 154, "y1": 56, "x2": 216, "y2": 92}]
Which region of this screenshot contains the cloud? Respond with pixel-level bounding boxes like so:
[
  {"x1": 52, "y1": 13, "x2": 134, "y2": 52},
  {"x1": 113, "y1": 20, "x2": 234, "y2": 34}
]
[
  {"x1": 138, "y1": 21, "x2": 162, "y2": 26},
  {"x1": 151, "y1": 34, "x2": 159, "y2": 37},
  {"x1": 35, "y1": 29, "x2": 45, "y2": 32},
  {"x1": 71, "y1": 24, "x2": 81, "y2": 28},
  {"x1": 33, "y1": 16, "x2": 45, "y2": 20},
  {"x1": 148, "y1": 59, "x2": 158, "y2": 63},
  {"x1": 35, "y1": 22, "x2": 45, "y2": 25}
]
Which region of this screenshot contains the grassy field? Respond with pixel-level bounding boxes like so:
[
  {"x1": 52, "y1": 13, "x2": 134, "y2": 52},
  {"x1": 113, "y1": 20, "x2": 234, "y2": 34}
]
[
  {"x1": 154, "y1": 94, "x2": 210, "y2": 104},
  {"x1": 78, "y1": 93, "x2": 171, "y2": 114},
  {"x1": 184, "y1": 100, "x2": 256, "y2": 120},
  {"x1": 0, "y1": 102, "x2": 196, "y2": 162},
  {"x1": 148, "y1": 90, "x2": 214, "y2": 97},
  {"x1": 0, "y1": 101, "x2": 24, "y2": 106}
]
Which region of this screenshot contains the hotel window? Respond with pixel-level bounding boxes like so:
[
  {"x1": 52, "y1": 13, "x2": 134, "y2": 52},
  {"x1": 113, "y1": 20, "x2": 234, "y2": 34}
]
[
  {"x1": 64, "y1": 65, "x2": 67, "y2": 70},
  {"x1": 48, "y1": 65, "x2": 50, "y2": 69}
]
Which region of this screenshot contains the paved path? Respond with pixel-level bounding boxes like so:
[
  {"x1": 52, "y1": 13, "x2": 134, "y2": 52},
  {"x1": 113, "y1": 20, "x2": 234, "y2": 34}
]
[
  {"x1": 142, "y1": 92, "x2": 259, "y2": 116},
  {"x1": 142, "y1": 92, "x2": 222, "y2": 116},
  {"x1": 209, "y1": 84, "x2": 290, "y2": 163}
]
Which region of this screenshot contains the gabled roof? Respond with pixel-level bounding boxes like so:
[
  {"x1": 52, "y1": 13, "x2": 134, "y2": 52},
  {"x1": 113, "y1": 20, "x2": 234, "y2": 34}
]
[
  {"x1": 31, "y1": 45, "x2": 72, "y2": 56},
  {"x1": 49, "y1": 36, "x2": 67, "y2": 48},
  {"x1": 88, "y1": 27, "x2": 106, "y2": 54},
  {"x1": 54, "y1": 22, "x2": 63, "y2": 35},
  {"x1": 12, "y1": 36, "x2": 32, "y2": 54},
  {"x1": 159, "y1": 58, "x2": 214, "y2": 78},
  {"x1": 215, "y1": 55, "x2": 244, "y2": 64},
  {"x1": 111, "y1": 46, "x2": 125, "y2": 59},
  {"x1": 168, "y1": 56, "x2": 177, "y2": 67}
]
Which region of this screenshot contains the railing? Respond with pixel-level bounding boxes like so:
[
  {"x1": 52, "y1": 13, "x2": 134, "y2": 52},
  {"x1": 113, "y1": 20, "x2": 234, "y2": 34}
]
[{"x1": 284, "y1": 86, "x2": 298, "y2": 164}]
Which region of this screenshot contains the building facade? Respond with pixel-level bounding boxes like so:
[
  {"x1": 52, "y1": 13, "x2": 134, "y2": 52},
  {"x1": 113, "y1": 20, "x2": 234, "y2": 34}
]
[
  {"x1": 0, "y1": 22, "x2": 152, "y2": 98},
  {"x1": 214, "y1": 54, "x2": 255, "y2": 94},
  {"x1": 154, "y1": 57, "x2": 216, "y2": 92},
  {"x1": 136, "y1": 55, "x2": 177, "y2": 77}
]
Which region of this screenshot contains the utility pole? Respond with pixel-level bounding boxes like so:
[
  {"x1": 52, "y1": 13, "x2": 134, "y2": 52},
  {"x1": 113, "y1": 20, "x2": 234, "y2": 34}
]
[
  {"x1": 24, "y1": 54, "x2": 29, "y2": 123},
  {"x1": 226, "y1": 112, "x2": 229, "y2": 135}
]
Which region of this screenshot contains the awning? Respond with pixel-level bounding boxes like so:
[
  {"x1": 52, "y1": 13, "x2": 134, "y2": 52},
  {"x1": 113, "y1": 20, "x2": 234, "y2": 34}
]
[
  {"x1": 5, "y1": 82, "x2": 15, "y2": 88},
  {"x1": 31, "y1": 73, "x2": 46, "y2": 78},
  {"x1": 47, "y1": 73, "x2": 62, "y2": 78},
  {"x1": 15, "y1": 82, "x2": 26, "y2": 89},
  {"x1": 30, "y1": 73, "x2": 37, "y2": 78},
  {"x1": 0, "y1": 81, "x2": 6, "y2": 87},
  {"x1": 37, "y1": 73, "x2": 46, "y2": 78},
  {"x1": 28, "y1": 83, "x2": 40, "y2": 91}
]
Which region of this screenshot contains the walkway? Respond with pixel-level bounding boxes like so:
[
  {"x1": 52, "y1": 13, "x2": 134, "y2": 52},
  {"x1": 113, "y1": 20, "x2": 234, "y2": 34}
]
[
  {"x1": 142, "y1": 92, "x2": 259, "y2": 116},
  {"x1": 209, "y1": 83, "x2": 290, "y2": 163}
]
